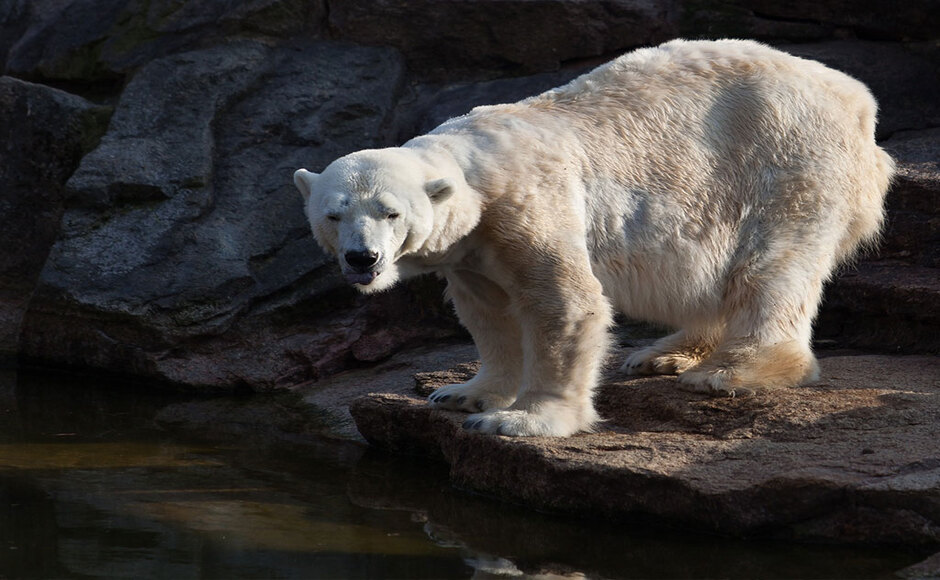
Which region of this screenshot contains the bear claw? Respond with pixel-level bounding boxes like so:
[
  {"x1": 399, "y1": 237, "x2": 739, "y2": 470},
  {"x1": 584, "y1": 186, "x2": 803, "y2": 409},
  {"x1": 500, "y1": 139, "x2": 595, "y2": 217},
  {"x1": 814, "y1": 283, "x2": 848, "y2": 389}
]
[{"x1": 463, "y1": 418, "x2": 484, "y2": 430}]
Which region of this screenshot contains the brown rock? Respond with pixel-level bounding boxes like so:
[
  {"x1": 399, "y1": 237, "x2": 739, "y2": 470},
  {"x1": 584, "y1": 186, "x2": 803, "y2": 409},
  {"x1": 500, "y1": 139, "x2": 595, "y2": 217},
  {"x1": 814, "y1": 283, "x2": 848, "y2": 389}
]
[
  {"x1": 351, "y1": 349, "x2": 940, "y2": 545},
  {"x1": 348, "y1": 442, "x2": 927, "y2": 577},
  {"x1": 303, "y1": 342, "x2": 478, "y2": 440}
]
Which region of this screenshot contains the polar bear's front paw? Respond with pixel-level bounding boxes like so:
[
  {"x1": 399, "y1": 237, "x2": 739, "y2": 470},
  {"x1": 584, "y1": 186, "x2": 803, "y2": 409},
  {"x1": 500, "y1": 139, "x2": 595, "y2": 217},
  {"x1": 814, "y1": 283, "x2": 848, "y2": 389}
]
[
  {"x1": 461, "y1": 408, "x2": 588, "y2": 437},
  {"x1": 428, "y1": 383, "x2": 515, "y2": 413}
]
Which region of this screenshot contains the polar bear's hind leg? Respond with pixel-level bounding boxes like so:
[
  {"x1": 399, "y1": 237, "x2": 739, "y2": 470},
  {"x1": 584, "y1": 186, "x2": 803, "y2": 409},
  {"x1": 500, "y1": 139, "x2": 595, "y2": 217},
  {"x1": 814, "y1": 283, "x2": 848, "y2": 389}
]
[{"x1": 678, "y1": 244, "x2": 828, "y2": 395}]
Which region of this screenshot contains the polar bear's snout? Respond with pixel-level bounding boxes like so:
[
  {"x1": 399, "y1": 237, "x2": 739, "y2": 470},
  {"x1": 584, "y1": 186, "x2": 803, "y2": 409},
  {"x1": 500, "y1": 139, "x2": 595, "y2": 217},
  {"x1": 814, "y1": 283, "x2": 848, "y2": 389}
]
[
  {"x1": 341, "y1": 249, "x2": 381, "y2": 286},
  {"x1": 345, "y1": 250, "x2": 379, "y2": 270}
]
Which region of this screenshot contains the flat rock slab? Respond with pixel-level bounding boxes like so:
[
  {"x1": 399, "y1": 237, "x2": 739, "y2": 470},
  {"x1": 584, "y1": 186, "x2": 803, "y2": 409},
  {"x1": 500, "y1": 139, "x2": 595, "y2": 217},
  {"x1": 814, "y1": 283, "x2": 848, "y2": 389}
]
[{"x1": 351, "y1": 351, "x2": 940, "y2": 546}]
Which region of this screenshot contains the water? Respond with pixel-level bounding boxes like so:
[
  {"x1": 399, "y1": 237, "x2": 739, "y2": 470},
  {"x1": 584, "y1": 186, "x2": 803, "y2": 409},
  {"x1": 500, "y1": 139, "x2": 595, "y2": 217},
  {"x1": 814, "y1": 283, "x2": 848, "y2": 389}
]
[{"x1": 0, "y1": 369, "x2": 928, "y2": 579}]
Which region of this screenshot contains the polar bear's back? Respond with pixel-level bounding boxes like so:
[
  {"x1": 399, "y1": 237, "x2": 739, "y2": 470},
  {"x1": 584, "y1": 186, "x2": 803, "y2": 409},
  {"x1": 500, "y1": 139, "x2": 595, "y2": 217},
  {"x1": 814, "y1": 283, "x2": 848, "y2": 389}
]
[
  {"x1": 515, "y1": 39, "x2": 891, "y2": 326},
  {"x1": 542, "y1": 39, "x2": 878, "y2": 142},
  {"x1": 532, "y1": 38, "x2": 888, "y2": 247}
]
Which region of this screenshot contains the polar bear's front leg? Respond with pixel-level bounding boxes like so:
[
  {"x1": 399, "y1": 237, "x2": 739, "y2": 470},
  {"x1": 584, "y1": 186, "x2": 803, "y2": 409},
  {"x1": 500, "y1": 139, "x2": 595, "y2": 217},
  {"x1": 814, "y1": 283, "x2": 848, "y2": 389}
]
[
  {"x1": 428, "y1": 270, "x2": 522, "y2": 413},
  {"x1": 462, "y1": 257, "x2": 613, "y2": 437}
]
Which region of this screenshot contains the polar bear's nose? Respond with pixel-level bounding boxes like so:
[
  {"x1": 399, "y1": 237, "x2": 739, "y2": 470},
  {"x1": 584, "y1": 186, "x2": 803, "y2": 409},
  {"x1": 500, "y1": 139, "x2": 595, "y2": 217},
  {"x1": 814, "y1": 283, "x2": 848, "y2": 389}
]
[{"x1": 345, "y1": 250, "x2": 379, "y2": 271}]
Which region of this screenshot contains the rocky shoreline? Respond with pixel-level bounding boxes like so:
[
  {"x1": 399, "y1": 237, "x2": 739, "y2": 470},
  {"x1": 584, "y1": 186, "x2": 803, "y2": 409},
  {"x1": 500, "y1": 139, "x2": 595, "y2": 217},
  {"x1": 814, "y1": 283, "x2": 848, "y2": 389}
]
[{"x1": 350, "y1": 347, "x2": 940, "y2": 548}]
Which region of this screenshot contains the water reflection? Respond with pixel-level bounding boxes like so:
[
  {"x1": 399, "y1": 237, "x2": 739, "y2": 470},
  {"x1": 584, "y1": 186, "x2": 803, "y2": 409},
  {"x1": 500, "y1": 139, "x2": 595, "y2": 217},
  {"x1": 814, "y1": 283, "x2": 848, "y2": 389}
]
[
  {"x1": 0, "y1": 369, "x2": 468, "y2": 578},
  {"x1": 349, "y1": 451, "x2": 930, "y2": 580},
  {"x1": 0, "y1": 369, "x2": 927, "y2": 579}
]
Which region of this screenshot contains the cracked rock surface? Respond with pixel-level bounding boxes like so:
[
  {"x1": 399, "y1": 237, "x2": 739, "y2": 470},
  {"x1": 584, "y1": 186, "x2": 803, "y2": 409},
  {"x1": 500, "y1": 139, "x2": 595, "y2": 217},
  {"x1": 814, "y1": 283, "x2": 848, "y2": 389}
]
[{"x1": 351, "y1": 347, "x2": 940, "y2": 546}]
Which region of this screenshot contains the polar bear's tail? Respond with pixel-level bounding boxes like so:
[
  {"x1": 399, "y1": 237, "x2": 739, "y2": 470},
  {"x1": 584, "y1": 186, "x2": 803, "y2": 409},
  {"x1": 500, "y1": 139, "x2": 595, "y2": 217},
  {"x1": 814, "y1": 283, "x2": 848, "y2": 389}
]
[
  {"x1": 833, "y1": 80, "x2": 895, "y2": 265},
  {"x1": 837, "y1": 145, "x2": 895, "y2": 264}
]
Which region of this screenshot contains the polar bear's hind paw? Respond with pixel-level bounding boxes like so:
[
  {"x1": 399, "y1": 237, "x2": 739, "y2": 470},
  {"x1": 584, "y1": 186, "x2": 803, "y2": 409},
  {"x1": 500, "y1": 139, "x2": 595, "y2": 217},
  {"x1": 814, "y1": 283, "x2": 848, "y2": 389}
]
[{"x1": 621, "y1": 342, "x2": 708, "y2": 376}]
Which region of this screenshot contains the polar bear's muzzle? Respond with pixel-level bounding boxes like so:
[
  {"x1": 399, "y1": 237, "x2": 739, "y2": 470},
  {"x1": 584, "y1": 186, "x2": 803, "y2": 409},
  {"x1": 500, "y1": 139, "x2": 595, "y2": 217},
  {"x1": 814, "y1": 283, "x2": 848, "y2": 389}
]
[{"x1": 343, "y1": 250, "x2": 381, "y2": 286}]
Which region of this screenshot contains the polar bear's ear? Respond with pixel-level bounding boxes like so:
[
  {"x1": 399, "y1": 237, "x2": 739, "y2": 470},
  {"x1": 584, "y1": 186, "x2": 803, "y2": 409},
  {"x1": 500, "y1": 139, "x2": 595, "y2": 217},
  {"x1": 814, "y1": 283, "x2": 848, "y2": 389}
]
[
  {"x1": 293, "y1": 168, "x2": 319, "y2": 201},
  {"x1": 425, "y1": 178, "x2": 454, "y2": 203}
]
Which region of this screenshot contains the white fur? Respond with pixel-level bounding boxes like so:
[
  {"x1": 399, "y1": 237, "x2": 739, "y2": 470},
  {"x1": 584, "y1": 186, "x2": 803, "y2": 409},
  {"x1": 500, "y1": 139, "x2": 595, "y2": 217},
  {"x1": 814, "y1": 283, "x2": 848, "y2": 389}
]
[{"x1": 294, "y1": 39, "x2": 893, "y2": 437}]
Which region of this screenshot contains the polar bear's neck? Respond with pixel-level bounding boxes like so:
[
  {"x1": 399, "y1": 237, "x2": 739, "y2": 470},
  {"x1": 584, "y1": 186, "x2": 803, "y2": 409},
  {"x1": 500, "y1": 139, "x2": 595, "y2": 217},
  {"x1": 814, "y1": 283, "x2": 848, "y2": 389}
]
[{"x1": 400, "y1": 139, "x2": 485, "y2": 258}]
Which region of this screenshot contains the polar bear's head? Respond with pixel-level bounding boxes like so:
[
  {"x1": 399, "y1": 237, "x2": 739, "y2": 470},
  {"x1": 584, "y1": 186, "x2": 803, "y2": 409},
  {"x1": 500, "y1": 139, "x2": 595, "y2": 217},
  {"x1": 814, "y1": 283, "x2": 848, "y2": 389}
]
[{"x1": 294, "y1": 148, "x2": 468, "y2": 294}]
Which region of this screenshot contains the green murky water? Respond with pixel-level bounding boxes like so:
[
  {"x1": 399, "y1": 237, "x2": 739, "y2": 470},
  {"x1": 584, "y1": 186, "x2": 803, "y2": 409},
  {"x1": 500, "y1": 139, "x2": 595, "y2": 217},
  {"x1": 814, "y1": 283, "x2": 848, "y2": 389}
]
[{"x1": 0, "y1": 369, "x2": 927, "y2": 579}]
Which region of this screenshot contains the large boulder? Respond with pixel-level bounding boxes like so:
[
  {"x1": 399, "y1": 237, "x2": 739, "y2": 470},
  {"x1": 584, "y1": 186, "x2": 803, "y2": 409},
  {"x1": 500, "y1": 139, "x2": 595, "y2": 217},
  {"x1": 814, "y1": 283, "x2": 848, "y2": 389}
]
[
  {"x1": 1, "y1": 0, "x2": 325, "y2": 83},
  {"x1": 683, "y1": 0, "x2": 939, "y2": 43},
  {"x1": 5, "y1": 0, "x2": 936, "y2": 86},
  {"x1": 19, "y1": 41, "x2": 460, "y2": 388},
  {"x1": 330, "y1": 0, "x2": 680, "y2": 77},
  {"x1": 331, "y1": 0, "x2": 939, "y2": 80},
  {"x1": 0, "y1": 77, "x2": 109, "y2": 364}
]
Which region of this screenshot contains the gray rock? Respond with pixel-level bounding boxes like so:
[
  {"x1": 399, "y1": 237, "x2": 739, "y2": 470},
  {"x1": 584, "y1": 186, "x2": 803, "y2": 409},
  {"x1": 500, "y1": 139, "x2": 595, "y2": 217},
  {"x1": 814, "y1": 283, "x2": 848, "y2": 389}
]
[
  {"x1": 780, "y1": 41, "x2": 940, "y2": 140},
  {"x1": 898, "y1": 551, "x2": 940, "y2": 579},
  {"x1": 883, "y1": 128, "x2": 940, "y2": 214},
  {"x1": 0, "y1": 76, "x2": 109, "y2": 362},
  {"x1": 816, "y1": 128, "x2": 940, "y2": 351},
  {"x1": 350, "y1": 349, "x2": 940, "y2": 546},
  {"x1": 397, "y1": 67, "x2": 592, "y2": 139},
  {"x1": 880, "y1": 128, "x2": 940, "y2": 267},
  {"x1": 730, "y1": 0, "x2": 939, "y2": 42},
  {"x1": 1, "y1": 0, "x2": 325, "y2": 82},
  {"x1": 682, "y1": 0, "x2": 939, "y2": 43},
  {"x1": 330, "y1": 0, "x2": 679, "y2": 76},
  {"x1": 817, "y1": 260, "x2": 940, "y2": 352},
  {"x1": 19, "y1": 41, "x2": 462, "y2": 388}
]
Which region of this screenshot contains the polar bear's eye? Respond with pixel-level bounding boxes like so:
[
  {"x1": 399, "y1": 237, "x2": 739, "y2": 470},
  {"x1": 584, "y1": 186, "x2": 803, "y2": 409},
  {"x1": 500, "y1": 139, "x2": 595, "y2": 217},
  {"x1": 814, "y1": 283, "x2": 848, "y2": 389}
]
[
  {"x1": 326, "y1": 214, "x2": 341, "y2": 222},
  {"x1": 386, "y1": 212, "x2": 400, "y2": 220}
]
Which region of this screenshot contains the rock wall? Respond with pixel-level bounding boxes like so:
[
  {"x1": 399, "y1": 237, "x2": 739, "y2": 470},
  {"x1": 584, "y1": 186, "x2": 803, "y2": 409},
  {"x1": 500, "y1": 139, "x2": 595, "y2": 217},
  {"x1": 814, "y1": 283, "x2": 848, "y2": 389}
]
[
  {"x1": 0, "y1": 78, "x2": 109, "y2": 365},
  {"x1": 1, "y1": 1, "x2": 938, "y2": 389}
]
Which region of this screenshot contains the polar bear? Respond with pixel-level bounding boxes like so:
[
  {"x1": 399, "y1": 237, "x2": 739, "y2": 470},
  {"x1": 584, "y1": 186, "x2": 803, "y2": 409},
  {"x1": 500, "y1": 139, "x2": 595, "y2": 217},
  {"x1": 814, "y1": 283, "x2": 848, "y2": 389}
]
[{"x1": 294, "y1": 39, "x2": 893, "y2": 437}]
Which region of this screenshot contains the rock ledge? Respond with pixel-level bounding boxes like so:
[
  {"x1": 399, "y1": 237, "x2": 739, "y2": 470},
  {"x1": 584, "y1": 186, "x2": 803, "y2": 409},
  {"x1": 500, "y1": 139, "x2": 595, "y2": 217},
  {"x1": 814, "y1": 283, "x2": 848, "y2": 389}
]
[{"x1": 351, "y1": 350, "x2": 940, "y2": 546}]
